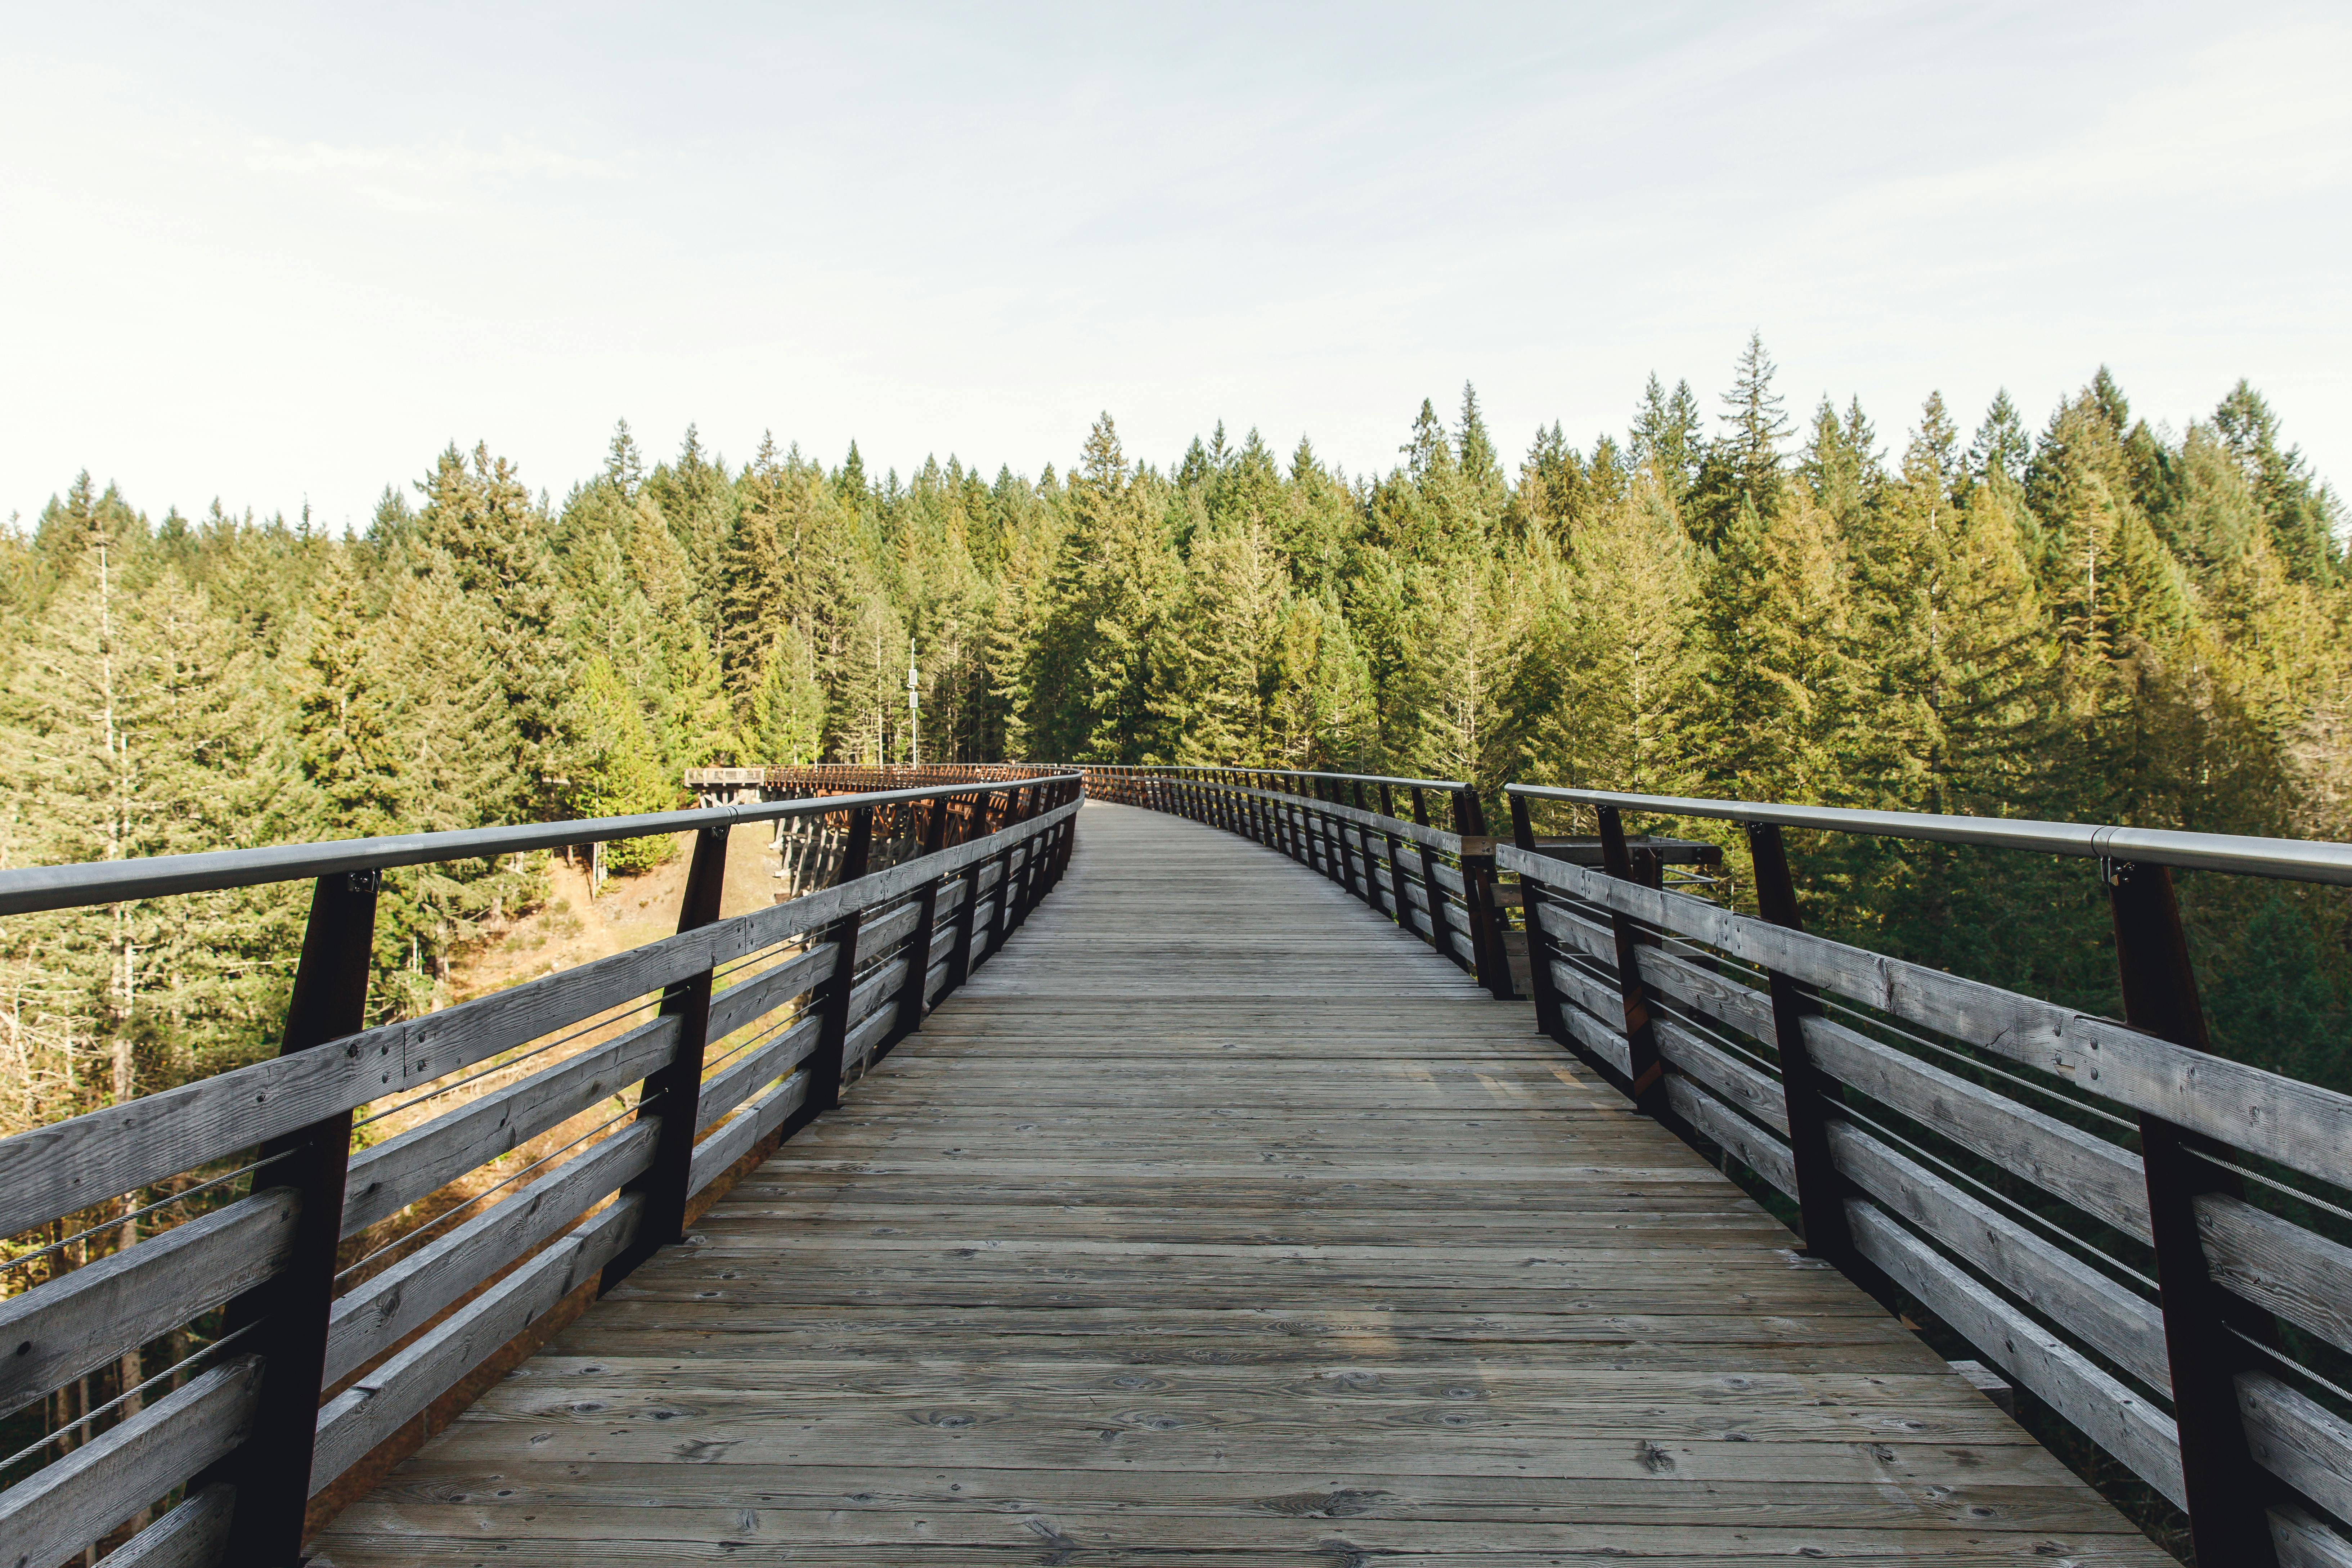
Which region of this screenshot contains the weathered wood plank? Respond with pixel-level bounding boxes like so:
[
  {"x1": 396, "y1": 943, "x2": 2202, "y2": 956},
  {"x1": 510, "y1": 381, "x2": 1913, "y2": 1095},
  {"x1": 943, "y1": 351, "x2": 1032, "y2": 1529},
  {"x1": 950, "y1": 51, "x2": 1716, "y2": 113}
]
[
  {"x1": 0, "y1": 1354, "x2": 262, "y2": 1568},
  {"x1": 2241, "y1": 1371, "x2": 2352, "y2": 1529},
  {"x1": 1803, "y1": 1012, "x2": 2150, "y2": 1244},
  {"x1": 1845, "y1": 1198, "x2": 2185, "y2": 1506},
  {"x1": 102, "y1": 1481, "x2": 235, "y2": 1568},
  {"x1": 0, "y1": 1186, "x2": 296, "y2": 1421},
  {"x1": 1826, "y1": 1120, "x2": 2168, "y2": 1390},
  {"x1": 2272, "y1": 1504, "x2": 2352, "y2": 1568},
  {"x1": 705, "y1": 942, "x2": 836, "y2": 1042},
  {"x1": 2199, "y1": 1192, "x2": 2352, "y2": 1359},
  {"x1": 311, "y1": 802, "x2": 2165, "y2": 1566},
  {"x1": 695, "y1": 1015, "x2": 821, "y2": 1132},
  {"x1": 324, "y1": 1122, "x2": 657, "y2": 1385},
  {"x1": 342, "y1": 1015, "x2": 678, "y2": 1236},
  {"x1": 1503, "y1": 840, "x2": 2352, "y2": 1189},
  {"x1": 310, "y1": 1196, "x2": 641, "y2": 1495}
]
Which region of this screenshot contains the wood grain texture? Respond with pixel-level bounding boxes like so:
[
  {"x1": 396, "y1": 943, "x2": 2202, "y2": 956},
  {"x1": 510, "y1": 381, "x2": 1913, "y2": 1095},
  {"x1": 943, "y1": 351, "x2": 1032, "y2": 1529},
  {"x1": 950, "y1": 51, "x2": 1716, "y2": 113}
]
[
  {"x1": 102, "y1": 1481, "x2": 236, "y2": 1568},
  {"x1": 0, "y1": 1186, "x2": 296, "y2": 1421},
  {"x1": 0, "y1": 1353, "x2": 262, "y2": 1568},
  {"x1": 311, "y1": 802, "x2": 2168, "y2": 1566}
]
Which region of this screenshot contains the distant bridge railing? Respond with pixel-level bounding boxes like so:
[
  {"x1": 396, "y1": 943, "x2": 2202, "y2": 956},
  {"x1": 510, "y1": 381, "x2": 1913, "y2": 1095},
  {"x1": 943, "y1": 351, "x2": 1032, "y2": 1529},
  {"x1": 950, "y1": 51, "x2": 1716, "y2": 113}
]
[
  {"x1": 1077, "y1": 765, "x2": 1517, "y2": 997},
  {"x1": 1502, "y1": 784, "x2": 2352, "y2": 1568},
  {"x1": 0, "y1": 772, "x2": 1081, "y2": 1568}
]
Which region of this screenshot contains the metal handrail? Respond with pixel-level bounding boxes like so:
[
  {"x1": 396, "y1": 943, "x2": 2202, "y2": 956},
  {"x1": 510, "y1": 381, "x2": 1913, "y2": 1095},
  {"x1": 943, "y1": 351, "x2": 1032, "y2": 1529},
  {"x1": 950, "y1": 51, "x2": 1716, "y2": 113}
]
[
  {"x1": 1091, "y1": 763, "x2": 1471, "y2": 792},
  {"x1": 0, "y1": 776, "x2": 1083, "y2": 917},
  {"x1": 1510, "y1": 784, "x2": 2352, "y2": 888}
]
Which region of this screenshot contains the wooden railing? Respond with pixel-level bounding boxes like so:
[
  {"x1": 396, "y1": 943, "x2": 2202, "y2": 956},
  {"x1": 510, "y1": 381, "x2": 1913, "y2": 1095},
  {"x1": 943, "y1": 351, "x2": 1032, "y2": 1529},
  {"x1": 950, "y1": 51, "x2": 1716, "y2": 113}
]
[
  {"x1": 0, "y1": 773, "x2": 1081, "y2": 1568},
  {"x1": 1499, "y1": 784, "x2": 2352, "y2": 1568},
  {"x1": 1078, "y1": 765, "x2": 1515, "y2": 998}
]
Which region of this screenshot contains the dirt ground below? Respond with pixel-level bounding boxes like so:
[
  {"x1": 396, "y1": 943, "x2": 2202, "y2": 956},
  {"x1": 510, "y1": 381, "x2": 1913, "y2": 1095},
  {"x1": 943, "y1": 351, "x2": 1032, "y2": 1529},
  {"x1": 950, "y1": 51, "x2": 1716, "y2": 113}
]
[{"x1": 450, "y1": 826, "x2": 785, "y2": 1004}]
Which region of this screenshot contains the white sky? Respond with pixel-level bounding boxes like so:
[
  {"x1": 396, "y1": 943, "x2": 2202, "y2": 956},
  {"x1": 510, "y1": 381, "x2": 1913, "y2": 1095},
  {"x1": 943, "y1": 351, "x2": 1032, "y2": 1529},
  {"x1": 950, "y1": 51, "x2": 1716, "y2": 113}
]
[{"x1": 3, "y1": 2, "x2": 2347, "y2": 530}]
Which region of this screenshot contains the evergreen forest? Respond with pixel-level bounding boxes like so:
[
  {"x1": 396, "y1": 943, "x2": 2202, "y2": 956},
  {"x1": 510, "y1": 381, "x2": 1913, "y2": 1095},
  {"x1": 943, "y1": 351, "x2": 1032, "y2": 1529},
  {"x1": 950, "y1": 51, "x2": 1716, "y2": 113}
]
[{"x1": 4, "y1": 335, "x2": 2348, "y2": 1141}]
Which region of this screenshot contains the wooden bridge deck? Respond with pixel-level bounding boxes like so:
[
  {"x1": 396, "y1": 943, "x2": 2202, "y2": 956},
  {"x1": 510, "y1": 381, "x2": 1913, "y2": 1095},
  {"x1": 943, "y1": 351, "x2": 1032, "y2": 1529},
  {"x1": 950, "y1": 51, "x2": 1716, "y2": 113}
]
[{"x1": 315, "y1": 801, "x2": 2167, "y2": 1564}]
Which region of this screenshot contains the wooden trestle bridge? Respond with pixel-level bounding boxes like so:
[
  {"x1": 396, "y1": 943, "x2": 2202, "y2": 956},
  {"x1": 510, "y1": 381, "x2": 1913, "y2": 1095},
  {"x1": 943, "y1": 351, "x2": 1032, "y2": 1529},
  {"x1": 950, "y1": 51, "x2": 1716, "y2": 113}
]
[{"x1": 3, "y1": 765, "x2": 2351, "y2": 1565}]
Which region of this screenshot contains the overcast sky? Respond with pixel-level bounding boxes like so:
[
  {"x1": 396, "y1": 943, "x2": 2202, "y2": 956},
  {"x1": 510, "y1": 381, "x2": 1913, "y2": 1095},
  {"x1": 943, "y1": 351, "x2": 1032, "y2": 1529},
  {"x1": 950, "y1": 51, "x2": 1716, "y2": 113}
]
[{"x1": 4, "y1": 1, "x2": 2347, "y2": 530}]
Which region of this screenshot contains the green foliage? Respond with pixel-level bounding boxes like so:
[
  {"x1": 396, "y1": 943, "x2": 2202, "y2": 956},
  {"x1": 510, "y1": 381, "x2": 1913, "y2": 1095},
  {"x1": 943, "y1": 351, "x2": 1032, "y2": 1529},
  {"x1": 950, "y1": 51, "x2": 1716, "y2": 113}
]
[
  {"x1": 568, "y1": 657, "x2": 675, "y2": 876},
  {"x1": 4, "y1": 341, "x2": 2349, "y2": 1131}
]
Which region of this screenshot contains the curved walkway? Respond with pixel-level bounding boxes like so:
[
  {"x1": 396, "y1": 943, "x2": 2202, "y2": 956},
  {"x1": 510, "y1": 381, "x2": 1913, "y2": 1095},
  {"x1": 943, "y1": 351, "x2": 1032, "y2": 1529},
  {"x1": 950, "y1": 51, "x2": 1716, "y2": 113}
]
[{"x1": 315, "y1": 801, "x2": 2164, "y2": 1564}]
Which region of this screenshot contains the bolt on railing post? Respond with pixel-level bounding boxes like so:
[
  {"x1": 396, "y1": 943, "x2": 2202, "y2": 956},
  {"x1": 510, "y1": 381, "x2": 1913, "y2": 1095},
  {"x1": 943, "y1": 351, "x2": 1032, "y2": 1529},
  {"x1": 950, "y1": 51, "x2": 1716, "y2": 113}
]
[
  {"x1": 888, "y1": 795, "x2": 952, "y2": 1049},
  {"x1": 1453, "y1": 786, "x2": 1512, "y2": 1000},
  {"x1": 1510, "y1": 793, "x2": 1566, "y2": 1041},
  {"x1": 1743, "y1": 821, "x2": 1858, "y2": 1267},
  {"x1": 1594, "y1": 805, "x2": 1668, "y2": 1118},
  {"x1": 807, "y1": 804, "x2": 875, "y2": 1114},
  {"x1": 607, "y1": 819, "x2": 733, "y2": 1283},
  {"x1": 208, "y1": 867, "x2": 380, "y2": 1567},
  {"x1": 2106, "y1": 857, "x2": 2281, "y2": 1568}
]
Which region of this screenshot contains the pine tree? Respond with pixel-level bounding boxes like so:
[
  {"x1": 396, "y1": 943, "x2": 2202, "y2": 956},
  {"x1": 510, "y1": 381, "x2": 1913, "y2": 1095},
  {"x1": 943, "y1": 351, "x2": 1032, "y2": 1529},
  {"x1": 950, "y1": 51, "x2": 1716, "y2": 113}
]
[
  {"x1": 749, "y1": 626, "x2": 826, "y2": 767},
  {"x1": 568, "y1": 657, "x2": 674, "y2": 874}
]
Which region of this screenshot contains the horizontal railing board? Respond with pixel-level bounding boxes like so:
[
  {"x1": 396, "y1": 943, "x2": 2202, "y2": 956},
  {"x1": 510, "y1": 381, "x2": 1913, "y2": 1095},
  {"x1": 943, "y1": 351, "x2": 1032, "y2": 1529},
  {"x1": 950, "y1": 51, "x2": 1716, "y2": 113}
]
[
  {"x1": 841, "y1": 1005, "x2": 897, "y2": 1076},
  {"x1": 2199, "y1": 1194, "x2": 2352, "y2": 1360},
  {"x1": 1509, "y1": 782, "x2": 2352, "y2": 888},
  {"x1": 1556, "y1": 996, "x2": 1633, "y2": 1077},
  {"x1": 689, "y1": 1071, "x2": 810, "y2": 1197},
  {"x1": 104, "y1": 1480, "x2": 235, "y2": 1568},
  {"x1": 1827, "y1": 1119, "x2": 2169, "y2": 1392},
  {"x1": 1545, "y1": 953, "x2": 1621, "y2": 1026},
  {"x1": 1800, "y1": 1014, "x2": 2152, "y2": 1245},
  {"x1": 1501, "y1": 841, "x2": 2352, "y2": 1192},
  {"x1": 0, "y1": 776, "x2": 1078, "y2": 916},
  {"x1": 1654, "y1": 1017, "x2": 1789, "y2": 1137},
  {"x1": 1665, "y1": 1073, "x2": 1797, "y2": 1196},
  {"x1": 1635, "y1": 947, "x2": 1776, "y2": 1046},
  {"x1": 0, "y1": 1186, "x2": 299, "y2": 1423},
  {"x1": 1183, "y1": 778, "x2": 1463, "y2": 856},
  {"x1": 1517, "y1": 836, "x2": 2352, "y2": 1545},
  {"x1": 853, "y1": 898, "x2": 926, "y2": 962},
  {"x1": 2242, "y1": 1372, "x2": 2352, "y2": 1530},
  {"x1": 0, "y1": 801, "x2": 1074, "y2": 1245},
  {"x1": 695, "y1": 1017, "x2": 822, "y2": 1135},
  {"x1": 323, "y1": 1121, "x2": 658, "y2": 1386},
  {"x1": 341, "y1": 1014, "x2": 679, "y2": 1237},
  {"x1": 1845, "y1": 1198, "x2": 2187, "y2": 1507},
  {"x1": 0, "y1": 1354, "x2": 263, "y2": 1568},
  {"x1": 310, "y1": 1194, "x2": 639, "y2": 1496},
  {"x1": 2272, "y1": 1505, "x2": 2352, "y2": 1568},
  {"x1": 847, "y1": 957, "x2": 910, "y2": 1031},
  {"x1": 923, "y1": 954, "x2": 951, "y2": 1007},
  {"x1": 705, "y1": 945, "x2": 837, "y2": 1044}
]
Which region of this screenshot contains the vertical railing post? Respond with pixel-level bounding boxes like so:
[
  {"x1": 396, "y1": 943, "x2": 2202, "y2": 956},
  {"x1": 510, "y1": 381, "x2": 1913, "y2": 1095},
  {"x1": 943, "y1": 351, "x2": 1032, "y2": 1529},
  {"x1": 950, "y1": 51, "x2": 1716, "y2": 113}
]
[
  {"x1": 806, "y1": 804, "x2": 875, "y2": 1114},
  {"x1": 946, "y1": 792, "x2": 996, "y2": 990},
  {"x1": 1453, "y1": 785, "x2": 1512, "y2": 1000},
  {"x1": 1378, "y1": 784, "x2": 1410, "y2": 935},
  {"x1": 2106, "y1": 858, "x2": 2280, "y2": 1568},
  {"x1": 210, "y1": 867, "x2": 380, "y2": 1567},
  {"x1": 1743, "y1": 821, "x2": 1857, "y2": 1266},
  {"x1": 1326, "y1": 781, "x2": 1363, "y2": 900},
  {"x1": 1005, "y1": 785, "x2": 1040, "y2": 932},
  {"x1": 608, "y1": 819, "x2": 732, "y2": 1281},
  {"x1": 1510, "y1": 792, "x2": 1566, "y2": 1042},
  {"x1": 1594, "y1": 806, "x2": 1667, "y2": 1118},
  {"x1": 888, "y1": 795, "x2": 951, "y2": 1048},
  {"x1": 1351, "y1": 783, "x2": 1387, "y2": 917},
  {"x1": 1410, "y1": 788, "x2": 1453, "y2": 959}
]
